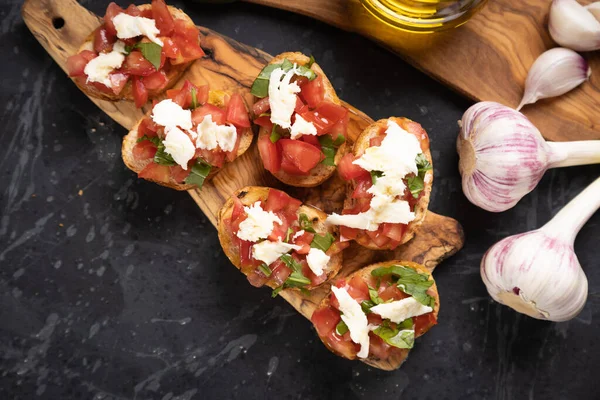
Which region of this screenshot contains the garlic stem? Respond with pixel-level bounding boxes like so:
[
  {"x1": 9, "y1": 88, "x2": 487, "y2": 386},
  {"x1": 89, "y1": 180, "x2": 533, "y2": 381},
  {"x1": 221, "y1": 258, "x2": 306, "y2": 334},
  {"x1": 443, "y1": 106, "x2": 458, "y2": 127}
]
[
  {"x1": 541, "y1": 177, "x2": 600, "y2": 244},
  {"x1": 546, "y1": 140, "x2": 600, "y2": 168}
]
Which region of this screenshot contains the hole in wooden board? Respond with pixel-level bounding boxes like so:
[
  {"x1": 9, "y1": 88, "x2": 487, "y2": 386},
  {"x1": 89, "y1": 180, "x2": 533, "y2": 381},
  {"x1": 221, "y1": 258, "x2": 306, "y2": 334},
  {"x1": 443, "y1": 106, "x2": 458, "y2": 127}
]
[{"x1": 52, "y1": 17, "x2": 65, "y2": 29}]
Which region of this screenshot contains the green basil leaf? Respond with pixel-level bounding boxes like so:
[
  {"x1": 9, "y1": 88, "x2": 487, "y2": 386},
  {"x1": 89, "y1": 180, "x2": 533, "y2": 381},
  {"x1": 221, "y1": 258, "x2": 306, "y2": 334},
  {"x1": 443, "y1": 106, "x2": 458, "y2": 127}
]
[
  {"x1": 361, "y1": 300, "x2": 375, "y2": 314},
  {"x1": 310, "y1": 232, "x2": 334, "y2": 252},
  {"x1": 370, "y1": 170, "x2": 384, "y2": 185},
  {"x1": 368, "y1": 286, "x2": 384, "y2": 305},
  {"x1": 184, "y1": 159, "x2": 212, "y2": 189},
  {"x1": 416, "y1": 153, "x2": 432, "y2": 174},
  {"x1": 280, "y1": 254, "x2": 302, "y2": 272},
  {"x1": 154, "y1": 141, "x2": 176, "y2": 166},
  {"x1": 335, "y1": 320, "x2": 348, "y2": 336},
  {"x1": 371, "y1": 265, "x2": 435, "y2": 307},
  {"x1": 250, "y1": 59, "x2": 317, "y2": 98},
  {"x1": 134, "y1": 42, "x2": 162, "y2": 70},
  {"x1": 271, "y1": 286, "x2": 284, "y2": 298},
  {"x1": 270, "y1": 124, "x2": 281, "y2": 143},
  {"x1": 307, "y1": 55, "x2": 316, "y2": 68},
  {"x1": 406, "y1": 175, "x2": 424, "y2": 199},
  {"x1": 124, "y1": 45, "x2": 134, "y2": 55},
  {"x1": 333, "y1": 134, "x2": 346, "y2": 147},
  {"x1": 299, "y1": 213, "x2": 317, "y2": 233},
  {"x1": 373, "y1": 323, "x2": 415, "y2": 349},
  {"x1": 285, "y1": 227, "x2": 294, "y2": 243},
  {"x1": 280, "y1": 254, "x2": 311, "y2": 288},
  {"x1": 137, "y1": 135, "x2": 160, "y2": 146},
  {"x1": 318, "y1": 135, "x2": 340, "y2": 167},
  {"x1": 258, "y1": 264, "x2": 272, "y2": 277},
  {"x1": 190, "y1": 88, "x2": 199, "y2": 109}
]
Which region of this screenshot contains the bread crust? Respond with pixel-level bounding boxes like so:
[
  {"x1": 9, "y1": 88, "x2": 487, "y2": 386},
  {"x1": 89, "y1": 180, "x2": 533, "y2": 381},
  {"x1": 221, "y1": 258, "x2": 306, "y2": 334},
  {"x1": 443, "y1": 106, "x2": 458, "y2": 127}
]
[
  {"x1": 258, "y1": 52, "x2": 347, "y2": 187},
  {"x1": 345, "y1": 117, "x2": 433, "y2": 250},
  {"x1": 315, "y1": 260, "x2": 440, "y2": 368},
  {"x1": 121, "y1": 90, "x2": 253, "y2": 190},
  {"x1": 217, "y1": 186, "x2": 343, "y2": 290},
  {"x1": 71, "y1": 5, "x2": 197, "y2": 103}
]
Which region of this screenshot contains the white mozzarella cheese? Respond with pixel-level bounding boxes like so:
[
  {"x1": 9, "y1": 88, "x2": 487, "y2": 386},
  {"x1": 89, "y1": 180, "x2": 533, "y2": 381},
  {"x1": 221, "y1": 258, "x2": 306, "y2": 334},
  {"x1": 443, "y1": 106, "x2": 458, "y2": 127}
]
[
  {"x1": 84, "y1": 51, "x2": 125, "y2": 87},
  {"x1": 370, "y1": 297, "x2": 433, "y2": 324},
  {"x1": 268, "y1": 67, "x2": 301, "y2": 129},
  {"x1": 292, "y1": 230, "x2": 305, "y2": 241},
  {"x1": 195, "y1": 115, "x2": 238, "y2": 153},
  {"x1": 331, "y1": 286, "x2": 370, "y2": 359},
  {"x1": 112, "y1": 13, "x2": 163, "y2": 46},
  {"x1": 151, "y1": 99, "x2": 193, "y2": 130},
  {"x1": 290, "y1": 114, "x2": 317, "y2": 140},
  {"x1": 162, "y1": 127, "x2": 195, "y2": 170},
  {"x1": 369, "y1": 196, "x2": 415, "y2": 225},
  {"x1": 236, "y1": 202, "x2": 282, "y2": 242},
  {"x1": 326, "y1": 212, "x2": 377, "y2": 231},
  {"x1": 252, "y1": 240, "x2": 301, "y2": 266},
  {"x1": 306, "y1": 248, "x2": 330, "y2": 276},
  {"x1": 112, "y1": 40, "x2": 128, "y2": 54}
]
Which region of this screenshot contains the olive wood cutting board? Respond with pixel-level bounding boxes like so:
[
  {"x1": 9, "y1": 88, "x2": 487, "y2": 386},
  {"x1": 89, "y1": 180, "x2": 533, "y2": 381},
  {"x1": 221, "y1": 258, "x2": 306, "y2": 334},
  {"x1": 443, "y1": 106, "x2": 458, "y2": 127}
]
[
  {"x1": 245, "y1": 0, "x2": 600, "y2": 142},
  {"x1": 22, "y1": 0, "x2": 465, "y2": 370}
]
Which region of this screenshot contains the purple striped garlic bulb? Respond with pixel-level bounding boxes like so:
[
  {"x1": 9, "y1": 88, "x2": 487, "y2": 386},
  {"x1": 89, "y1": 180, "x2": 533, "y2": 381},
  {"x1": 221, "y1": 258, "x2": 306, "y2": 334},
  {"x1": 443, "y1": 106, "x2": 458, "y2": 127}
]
[
  {"x1": 457, "y1": 102, "x2": 600, "y2": 212},
  {"x1": 480, "y1": 177, "x2": 600, "y2": 322}
]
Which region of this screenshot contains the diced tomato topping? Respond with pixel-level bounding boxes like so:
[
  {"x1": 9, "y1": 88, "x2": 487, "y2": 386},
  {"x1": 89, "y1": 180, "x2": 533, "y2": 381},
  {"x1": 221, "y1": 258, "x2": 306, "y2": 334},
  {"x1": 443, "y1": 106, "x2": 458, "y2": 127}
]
[
  {"x1": 263, "y1": 189, "x2": 299, "y2": 213},
  {"x1": 253, "y1": 115, "x2": 273, "y2": 131},
  {"x1": 300, "y1": 102, "x2": 348, "y2": 135},
  {"x1": 295, "y1": 96, "x2": 308, "y2": 114},
  {"x1": 132, "y1": 140, "x2": 157, "y2": 161},
  {"x1": 252, "y1": 97, "x2": 271, "y2": 116},
  {"x1": 152, "y1": 0, "x2": 175, "y2": 36},
  {"x1": 132, "y1": 78, "x2": 148, "y2": 108},
  {"x1": 257, "y1": 134, "x2": 281, "y2": 173},
  {"x1": 137, "y1": 117, "x2": 159, "y2": 138},
  {"x1": 378, "y1": 285, "x2": 408, "y2": 302},
  {"x1": 279, "y1": 139, "x2": 323, "y2": 174},
  {"x1": 169, "y1": 165, "x2": 189, "y2": 183},
  {"x1": 230, "y1": 197, "x2": 245, "y2": 222},
  {"x1": 104, "y1": 2, "x2": 124, "y2": 36},
  {"x1": 301, "y1": 134, "x2": 320, "y2": 148},
  {"x1": 125, "y1": 4, "x2": 141, "y2": 16},
  {"x1": 196, "y1": 148, "x2": 226, "y2": 168},
  {"x1": 311, "y1": 306, "x2": 340, "y2": 337},
  {"x1": 292, "y1": 230, "x2": 315, "y2": 254},
  {"x1": 67, "y1": 50, "x2": 97, "y2": 77},
  {"x1": 337, "y1": 153, "x2": 369, "y2": 181},
  {"x1": 226, "y1": 93, "x2": 251, "y2": 129},
  {"x1": 365, "y1": 229, "x2": 391, "y2": 248},
  {"x1": 138, "y1": 163, "x2": 170, "y2": 181},
  {"x1": 142, "y1": 70, "x2": 168, "y2": 91},
  {"x1": 381, "y1": 223, "x2": 406, "y2": 242},
  {"x1": 238, "y1": 239, "x2": 254, "y2": 267},
  {"x1": 162, "y1": 37, "x2": 180, "y2": 59},
  {"x1": 166, "y1": 80, "x2": 201, "y2": 108},
  {"x1": 108, "y1": 72, "x2": 129, "y2": 95},
  {"x1": 413, "y1": 312, "x2": 437, "y2": 337},
  {"x1": 192, "y1": 104, "x2": 226, "y2": 125},
  {"x1": 369, "y1": 135, "x2": 385, "y2": 147},
  {"x1": 247, "y1": 270, "x2": 270, "y2": 287},
  {"x1": 299, "y1": 75, "x2": 325, "y2": 108},
  {"x1": 93, "y1": 27, "x2": 115, "y2": 53},
  {"x1": 281, "y1": 157, "x2": 309, "y2": 176},
  {"x1": 369, "y1": 334, "x2": 393, "y2": 360},
  {"x1": 123, "y1": 51, "x2": 157, "y2": 76}
]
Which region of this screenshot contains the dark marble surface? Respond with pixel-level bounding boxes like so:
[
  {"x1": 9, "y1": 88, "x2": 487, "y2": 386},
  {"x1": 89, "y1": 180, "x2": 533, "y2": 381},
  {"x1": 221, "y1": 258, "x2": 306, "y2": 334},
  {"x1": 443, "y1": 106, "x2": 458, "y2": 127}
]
[{"x1": 1, "y1": 1, "x2": 599, "y2": 399}]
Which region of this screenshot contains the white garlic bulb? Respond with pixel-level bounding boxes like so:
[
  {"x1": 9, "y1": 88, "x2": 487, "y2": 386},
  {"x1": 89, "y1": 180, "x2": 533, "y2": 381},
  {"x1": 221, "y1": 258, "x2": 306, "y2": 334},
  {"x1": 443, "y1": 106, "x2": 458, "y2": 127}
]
[
  {"x1": 549, "y1": 0, "x2": 600, "y2": 52},
  {"x1": 481, "y1": 177, "x2": 600, "y2": 322},
  {"x1": 457, "y1": 102, "x2": 600, "y2": 212}
]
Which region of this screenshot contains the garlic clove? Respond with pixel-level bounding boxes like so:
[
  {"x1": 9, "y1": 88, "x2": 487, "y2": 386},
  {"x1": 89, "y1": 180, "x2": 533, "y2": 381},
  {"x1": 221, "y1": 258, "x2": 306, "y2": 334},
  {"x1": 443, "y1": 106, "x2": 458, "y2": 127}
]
[
  {"x1": 517, "y1": 48, "x2": 591, "y2": 111},
  {"x1": 481, "y1": 229, "x2": 588, "y2": 322},
  {"x1": 549, "y1": 0, "x2": 600, "y2": 52},
  {"x1": 585, "y1": 2, "x2": 600, "y2": 20}
]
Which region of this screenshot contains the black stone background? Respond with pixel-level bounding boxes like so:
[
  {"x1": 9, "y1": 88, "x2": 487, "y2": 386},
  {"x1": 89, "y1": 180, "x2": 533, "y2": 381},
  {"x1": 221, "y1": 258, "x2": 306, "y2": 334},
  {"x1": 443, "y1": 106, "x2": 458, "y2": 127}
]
[{"x1": 0, "y1": 1, "x2": 599, "y2": 399}]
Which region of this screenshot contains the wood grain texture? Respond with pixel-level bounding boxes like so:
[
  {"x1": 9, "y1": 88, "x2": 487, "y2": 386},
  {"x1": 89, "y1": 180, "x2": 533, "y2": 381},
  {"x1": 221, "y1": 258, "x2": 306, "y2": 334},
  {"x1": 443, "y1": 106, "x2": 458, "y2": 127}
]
[
  {"x1": 245, "y1": 0, "x2": 600, "y2": 142},
  {"x1": 22, "y1": 0, "x2": 465, "y2": 369}
]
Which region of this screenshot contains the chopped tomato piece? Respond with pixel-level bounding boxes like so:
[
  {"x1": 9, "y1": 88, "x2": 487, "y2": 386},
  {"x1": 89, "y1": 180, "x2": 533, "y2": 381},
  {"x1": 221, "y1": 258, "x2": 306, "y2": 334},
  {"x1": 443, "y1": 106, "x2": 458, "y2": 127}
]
[
  {"x1": 169, "y1": 165, "x2": 189, "y2": 183},
  {"x1": 137, "y1": 117, "x2": 159, "y2": 138},
  {"x1": 253, "y1": 115, "x2": 273, "y2": 131},
  {"x1": 365, "y1": 228, "x2": 391, "y2": 248},
  {"x1": 252, "y1": 97, "x2": 271, "y2": 116},
  {"x1": 226, "y1": 93, "x2": 251, "y2": 129},
  {"x1": 238, "y1": 239, "x2": 254, "y2": 267},
  {"x1": 369, "y1": 135, "x2": 385, "y2": 147},
  {"x1": 125, "y1": 4, "x2": 141, "y2": 16},
  {"x1": 378, "y1": 285, "x2": 408, "y2": 302},
  {"x1": 340, "y1": 226, "x2": 359, "y2": 241},
  {"x1": 295, "y1": 96, "x2": 308, "y2": 114},
  {"x1": 173, "y1": 19, "x2": 198, "y2": 43},
  {"x1": 247, "y1": 270, "x2": 270, "y2": 287},
  {"x1": 132, "y1": 77, "x2": 148, "y2": 108},
  {"x1": 257, "y1": 134, "x2": 281, "y2": 173},
  {"x1": 263, "y1": 189, "x2": 293, "y2": 212},
  {"x1": 280, "y1": 157, "x2": 309, "y2": 176},
  {"x1": 109, "y1": 72, "x2": 129, "y2": 95},
  {"x1": 301, "y1": 135, "x2": 320, "y2": 148},
  {"x1": 138, "y1": 163, "x2": 170, "y2": 181},
  {"x1": 122, "y1": 51, "x2": 157, "y2": 76},
  {"x1": 152, "y1": 0, "x2": 174, "y2": 36},
  {"x1": 381, "y1": 223, "x2": 406, "y2": 242},
  {"x1": 292, "y1": 231, "x2": 315, "y2": 254},
  {"x1": 104, "y1": 2, "x2": 124, "y2": 36},
  {"x1": 300, "y1": 102, "x2": 348, "y2": 135},
  {"x1": 311, "y1": 306, "x2": 340, "y2": 336},
  {"x1": 338, "y1": 153, "x2": 369, "y2": 181},
  {"x1": 279, "y1": 139, "x2": 323, "y2": 173},
  {"x1": 142, "y1": 70, "x2": 168, "y2": 91},
  {"x1": 369, "y1": 333, "x2": 393, "y2": 360},
  {"x1": 67, "y1": 51, "x2": 97, "y2": 77},
  {"x1": 300, "y1": 75, "x2": 324, "y2": 108},
  {"x1": 271, "y1": 260, "x2": 292, "y2": 286},
  {"x1": 162, "y1": 37, "x2": 180, "y2": 59},
  {"x1": 93, "y1": 27, "x2": 115, "y2": 53},
  {"x1": 132, "y1": 140, "x2": 157, "y2": 161},
  {"x1": 192, "y1": 104, "x2": 226, "y2": 125},
  {"x1": 413, "y1": 312, "x2": 437, "y2": 337}
]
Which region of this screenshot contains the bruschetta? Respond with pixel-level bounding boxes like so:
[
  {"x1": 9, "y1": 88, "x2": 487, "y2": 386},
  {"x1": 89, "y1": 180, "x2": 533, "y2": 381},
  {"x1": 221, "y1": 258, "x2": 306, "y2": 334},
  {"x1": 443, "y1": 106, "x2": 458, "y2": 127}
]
[
  {"x1": 122, "y1": 80, "x2": 252, "y2": 190},
  {"x1": 251, "y1": 52, "x2": 349, "y2": 187},
  {"x1": 66, "y1": 0, "x2": 204, "y2": 107},
  {"x1": 311, "y1": 261, "x2": 439, "y2": 368},
  {"x1": 217, "y1": 187, "x2": 347, "y2": 295},
  {"x1": 326, "y1": 117, "x2": 433, "y2": 250}
]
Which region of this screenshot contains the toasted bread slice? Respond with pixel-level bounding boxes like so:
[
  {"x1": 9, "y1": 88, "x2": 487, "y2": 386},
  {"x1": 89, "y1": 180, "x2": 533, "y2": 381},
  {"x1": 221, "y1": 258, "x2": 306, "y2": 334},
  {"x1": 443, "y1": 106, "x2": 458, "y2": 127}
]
[
  {"x1": 217, "y1": 186, "x2": 343, "y2": 290},
  {"x1": 346, "y1": 117, "x2": 433, "y2": 250},
  {"x1": 72, "y1": 5, "x2": 197, "y2": 103},
  {"x1": 122, "y1": 90, "x2": 253, "y2": 190},
  {"x1": 313, "y1": 260, "x2": 440, "y2": 369},
  {"x1": 257, "y1": 52, "x2": 347, "y2": 187}
]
